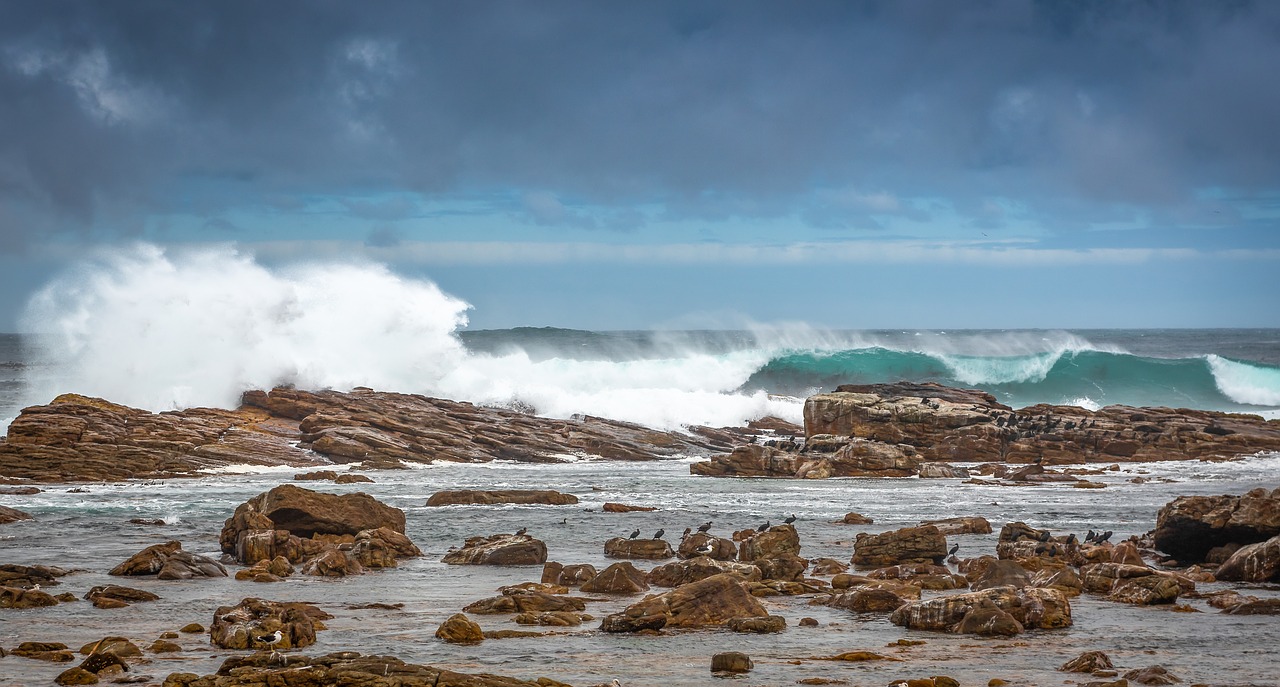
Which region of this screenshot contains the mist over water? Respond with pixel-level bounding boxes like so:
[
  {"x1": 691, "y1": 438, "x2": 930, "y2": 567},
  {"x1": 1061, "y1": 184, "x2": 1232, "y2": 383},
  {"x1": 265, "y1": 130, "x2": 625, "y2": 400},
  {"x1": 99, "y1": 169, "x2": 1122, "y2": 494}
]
[{"x1": 6, "y1": 244, "x2": 1280, "y2": 432}]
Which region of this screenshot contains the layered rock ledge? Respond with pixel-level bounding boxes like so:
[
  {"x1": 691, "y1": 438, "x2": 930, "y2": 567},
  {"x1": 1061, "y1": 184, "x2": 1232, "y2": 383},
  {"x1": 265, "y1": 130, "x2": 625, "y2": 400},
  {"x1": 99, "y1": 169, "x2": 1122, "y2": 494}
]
[
  {"x1": 0, "y1": 387, "x2": 731, "y2": 482},
  {"x1": 692, "y1": 382, "x2": 1280, "y2": 476}
]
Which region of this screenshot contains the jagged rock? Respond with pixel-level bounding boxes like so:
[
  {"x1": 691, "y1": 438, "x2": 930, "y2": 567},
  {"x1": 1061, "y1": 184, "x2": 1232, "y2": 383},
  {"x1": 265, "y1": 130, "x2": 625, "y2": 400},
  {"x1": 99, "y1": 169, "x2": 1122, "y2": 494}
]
[
  {"x1": 579, "y1": 562, "x2": 649, "y2": 594},
  {"x1": 12, "y1": 642, "x2": 75, "y2": 662},
  {"x1": 1110, "y1": 541, "x2": 1146, "y2": 566},
  {"x1": 1081, "y1": 563, "x2": 1158, "y2": 594},
  {"x1": 803, "y1": 382, "x2": 1280, "y2": 465},
  {"x1": 444, "y1": 534, "x2": 547, "y2": 565},
  {"x1": 160, "y1": 651, "x2": 568, "y2": 687},
  {"x1": 426, "y1": 489, "x2": 579, "y2": 506},
  {"x1": 677, "y1": 532, "x2": 737, "y2": 560},
  {"x1": 1153, "y1": 487, "x2": 1280, "y2": 563},
  {"x1": 1215, "y1": 533, "x2": 1280, "y2": 582},
  {"x1": 435, "y1": 613, "x2": 484, "y2": 644},
  {"x1": 810, "y1": 557, "x2": 849, "y2": 575},
  {"x1": 602, "y1": 502, "x2": 656, "y2": 512},
  {"x1": 0, "y1": 504, "x2": 32, "y2": 524},
  {"x1": 0, "y1": 585, "x2": 60, "y2": 608},
  {"x1": 463, "y1": 589, "x2": 586, "y2": 615},
  {"x1": 600, "y1": 573, "x2": 770, "y2": 632},
  {"x1": 220, "y1": 484, "x2": 407, "y2": 564},
  {"x1": 352, "y1": 527, "x2": 423, "y2": 568},
  {"x1": 79, "y1": 637, "x2": 141, "y2": 657},
  {"x1": 294, "y1": 470, "x2": 338, "y2": 481},
  {"x1": 541, "y1": 562, "x2": 597, "y2": 586},
  {"x1": 1123, "y1": 665, "x2": 1181, "y2": 685},
  {"x1": 0, "y1": 563, "x2": 68, "y2": 588},
  {"x1": 236, "y1": 555, "x2": 295, "y2": 581},
  {"x1": 921, "y1": 516, "x2": 992, "y2": 535},
  {"x1": 0, "y1": 387, "x2": 720, "y2": 483},
  {"x1": 110, "y1": 541, "x2": 227, "y2": 579},
  {"x1": 826, "y1": 588, "x2": 909, "y2": 613},
  {"x1": 739, "y1": 523, "x2": 801, "y2": 561},
  {"x1": 1108, "y1": 575, "x2": 1182, "y2": 605},
  {"x1": 1032, "y1": 566, "x2": 1083, "y2": 596},
  {"x1": 728, "y1": 615, "x2": 786, "y2": 633},
  {"x1": 1060, "y1": 651, "x2": 1115, "y2": 673},
  {"x1": 954, "y1": 598, "x2": 1024, "y2": 636},
  {"x1": 852, "y1": 526, "x2": 947, "y2": 568},
  {"x1": 647, "y1": 557, "x2": 762, "y2": 588},
  {"x1": 299, "y1": 548, "x2": 363, "y2": 577},
  {"x1": 604, "y1": 537, "x2": 673, "y2": 560},
  {"x1": 971, "y1": 560, "x2": 1033, "y2": 591},
  {"x1": 711, "y1": 651, "x2": 753, "y2": 673},
  {"x1": 889, "y1": 585, "x2": 1072, "y2": 634},
  {"x1": 84, "y1": 585, "x2": 159, "y2": 608},
  {"x1": 917, "y1": 463, "x2": 970, "y2": 478},
  {"x1": 756, "y1": 554, "x2": 809, "y2": 582},
  {"x1": 209, "y1": 597, "x2": 331, "y2": 649}
]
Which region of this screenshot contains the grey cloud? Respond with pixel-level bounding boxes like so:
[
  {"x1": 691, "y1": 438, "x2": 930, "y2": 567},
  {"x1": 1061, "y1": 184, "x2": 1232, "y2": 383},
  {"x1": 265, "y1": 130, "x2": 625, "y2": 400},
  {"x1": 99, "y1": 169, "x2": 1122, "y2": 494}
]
[{"x1": 1, "y1": 0, "x2": 1278, "y2": 247}]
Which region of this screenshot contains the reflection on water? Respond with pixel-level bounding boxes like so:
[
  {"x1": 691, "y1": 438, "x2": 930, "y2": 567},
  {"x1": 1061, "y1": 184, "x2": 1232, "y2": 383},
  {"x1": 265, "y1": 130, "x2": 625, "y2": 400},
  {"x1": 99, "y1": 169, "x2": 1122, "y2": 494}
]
[{"x1": 2, "y1": 455, "x2": 1280, "y2": 686}]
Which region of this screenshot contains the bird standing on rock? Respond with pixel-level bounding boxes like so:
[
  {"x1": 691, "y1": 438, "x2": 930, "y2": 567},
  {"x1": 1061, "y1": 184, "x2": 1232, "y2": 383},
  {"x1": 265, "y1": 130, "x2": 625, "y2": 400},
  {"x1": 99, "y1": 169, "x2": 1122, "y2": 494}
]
[
  {"x1": 681, "y1": 527, "x2": 692, "y2": 539},
  {"x1": 757, "y1": 521, "x2": 771, "y2": 532},
  {"x1": 1086, "y1": 529, "x2": 1096, "y2": 543},
  {"x1": 784, "y1": 514, "x2": 797, "y2": 524},
  {"x1": 1038, "y1": 530, "x2": 1052, "y2": 542},
  {"x1": 255, "y1": 630, "x2": 284, "y2": 648},
  {"x1": 1096, "y1": 530, "x2": 1113, "y2": 544},
  {"x1": 653, "y1": 529, "x2": 665, "y2": 540},
  {"x1": 698, "y1": 521, "x2": 712, "y2": 533},
  {"x1": 948, "y1": 543, "x2": 959, "y2": 556},
  {"x1": 628, "y1": 529, "x2": 640, "y2": 539},
  {"x1": 515, "y1": 527, "x2": 527, "y2": 536}
]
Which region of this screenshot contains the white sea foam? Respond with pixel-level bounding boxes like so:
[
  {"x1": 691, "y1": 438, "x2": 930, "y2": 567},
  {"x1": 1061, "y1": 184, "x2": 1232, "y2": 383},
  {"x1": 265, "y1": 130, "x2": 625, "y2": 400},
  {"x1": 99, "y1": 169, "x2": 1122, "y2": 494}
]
[
  {"x1": 16, "y1": 243, "x2": 801, "y2": 431},
  {"x1": 1206, "y1": 354, "x2": 1280, "y2": 406},
  {"x1": 1067, "y1": 396, "x2": 1102, "y2": 411}
]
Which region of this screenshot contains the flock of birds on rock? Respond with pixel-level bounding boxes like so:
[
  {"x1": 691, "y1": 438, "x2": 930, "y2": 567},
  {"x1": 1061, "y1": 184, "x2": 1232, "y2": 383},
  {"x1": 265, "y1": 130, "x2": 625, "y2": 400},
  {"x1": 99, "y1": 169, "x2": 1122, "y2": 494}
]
[{"x1": 619, "y1": 514, "x2": 799, "y2": 541}]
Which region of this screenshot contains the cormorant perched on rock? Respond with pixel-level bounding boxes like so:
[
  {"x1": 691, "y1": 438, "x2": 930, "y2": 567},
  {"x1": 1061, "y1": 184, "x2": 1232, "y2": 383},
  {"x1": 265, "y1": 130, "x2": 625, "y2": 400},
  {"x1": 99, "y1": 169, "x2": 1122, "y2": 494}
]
[
  {"x1": 652, "y1": 529, "x2": 665, "y2": 539},
  {"x1": 1096, "y1": 530, "x2": 1113, "y2": 544},
  {"x1": 629, "y1": 529, "x2": 640, "y2": 539},
  {"x1": 1086, "y1": 529, "x2": 1096, "y2": 543},
  {"x1": 784, "y1": 514, "x2": 797, "y2": 524},
  {"x1": 948, "y1": 543, "x2": 959, "y2": 556},
  {"x1": 698, "y1": 521, "x2": 712, "y2": 533},
  {"x1": 681, "y1": 527, "x2": 692, "y2": 539},
  {"x1": 996, "y1": 416, "x2": 1007, "y2": 427},
  {"x1": 920, "y1": 397, "x2": 931, "y2": 404},
  {"x1": 515, "y1": 527, "x2": 527, "y2": 536},
  {"x1": 1038, "y1": 530, "x2": 1052, "y2": 542},
  {"x1": 757, "y1": 521, "x2": 771, "y2": 532}
]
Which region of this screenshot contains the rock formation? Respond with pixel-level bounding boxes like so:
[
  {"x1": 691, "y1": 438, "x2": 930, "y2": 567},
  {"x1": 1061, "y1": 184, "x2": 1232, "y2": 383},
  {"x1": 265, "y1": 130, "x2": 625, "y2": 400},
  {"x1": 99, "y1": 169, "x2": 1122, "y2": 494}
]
[
  {"x1": 852, "y1": 525, "x2": 947, "y2": 568},
  {"x1": 604, "y1": 537, "x2": 674, "y2": 560},
  {"x1": 600, "y1": 573, "x2": 770, "y2": 632},
  {"x1": 160, "y1": 651, "x2": 569, "y2": 687},
  {"x1": 110, "y1": 541, "x2": 227, "y2": 579},
  {"x1": 1153, "y1": 487, "x2": 1280, "y2": 563},
  {"x1": 426, "y1": 489, "x2": 578, "y2": 506},
  {"x1": 889, "y1": 585, "x2": 1072, "y2": 635},
  {"x1": 209, "y1": 597, "x2": 331, "y2": 650},
  {"x1": 443, "y1": 534, "x2": 547, "y2": 566}
]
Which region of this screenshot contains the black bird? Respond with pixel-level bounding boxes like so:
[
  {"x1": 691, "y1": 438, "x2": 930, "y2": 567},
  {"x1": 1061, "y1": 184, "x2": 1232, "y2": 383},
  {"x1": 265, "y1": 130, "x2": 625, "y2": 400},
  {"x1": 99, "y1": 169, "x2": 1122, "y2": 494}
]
[
  {"x1": 1038, "y1": 530, "x2": 1052, "y2": 542},
  {"x1": 653, "y1": 529, "x2": 665, "y2": 540},
  {"x1": 1086, "y1": 529, "x2": 1096, "y2": 543},
  {"x1": 1066, "y1": 533, "x2": 1078, "y2": 546},
  {"x1": 681, "y1": 527, "x2": 692, "y2": 539},
  {"x1": 757, "y1": 521, "x2": 771, "y2": 532},
  {"x1": 629, "y1": 529, "x2": 640, "y2": 539},
  {"x1": 697, "y1": 521, "x2": 712, "y2": 533},
  {"x1": 1096, "y1": 530, "x2": 1113, "y2": 544},
  {"x1": 948, "y1": 543, "x2": 959, "y2": 556},
  {"x1": 784, "y1": 514, "x2": 797, "y2": 524},
  {"x1": 515, "y1": 527, "x2": 527, "y2": 536}
]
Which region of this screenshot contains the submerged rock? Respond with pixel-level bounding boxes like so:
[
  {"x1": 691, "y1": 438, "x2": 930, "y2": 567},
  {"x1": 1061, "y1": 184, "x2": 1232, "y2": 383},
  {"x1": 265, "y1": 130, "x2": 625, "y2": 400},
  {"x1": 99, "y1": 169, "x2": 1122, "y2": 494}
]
[
  {"x1": 0, "y1": 504, "x2": 32, "y2": 524},
  {"x1": 426, "y1": 489, "x2": 579, "y2": 506},
  {"x1": 159, "y1": 651, "x2": 569, "y2": 687}
]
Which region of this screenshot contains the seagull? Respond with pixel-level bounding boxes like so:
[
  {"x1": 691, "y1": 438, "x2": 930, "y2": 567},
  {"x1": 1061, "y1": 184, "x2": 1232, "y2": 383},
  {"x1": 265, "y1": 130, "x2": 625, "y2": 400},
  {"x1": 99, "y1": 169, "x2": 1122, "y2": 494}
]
[
  {"x1": 515, "y1": 527, "x2": 527, "y2": 536},
  {"x1": 652, "y1": 529, "x2": 665, "y2": 540},
  {"x1": 948, "y1": 543, "x2": 959, "y2": 556},
  {"x1": 255, "y1": 630, "x2": 284, "y2": 647},
  {"x1": 784, "y1": 514, "x2": 797, "y2": 524},
  {"x1": 694, "y1": 543, "x2": 714, "y2": 556},
  {"x1": 697, "y1": 522, "x2": 712, "y2": 533},
  {"x1": 628, "y1": 529, "x2": 640, "y2": 539},
  {"x1": 610, "y1": 680, "x2": 623, "y2": 687}
]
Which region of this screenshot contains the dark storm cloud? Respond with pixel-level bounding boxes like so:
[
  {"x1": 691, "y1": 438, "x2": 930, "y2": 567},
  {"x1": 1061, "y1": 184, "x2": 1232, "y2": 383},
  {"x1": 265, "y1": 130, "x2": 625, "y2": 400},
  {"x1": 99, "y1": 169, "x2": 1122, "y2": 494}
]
[{"x1": 1, "y1": 0, "x2": 1278, "y2": 245}]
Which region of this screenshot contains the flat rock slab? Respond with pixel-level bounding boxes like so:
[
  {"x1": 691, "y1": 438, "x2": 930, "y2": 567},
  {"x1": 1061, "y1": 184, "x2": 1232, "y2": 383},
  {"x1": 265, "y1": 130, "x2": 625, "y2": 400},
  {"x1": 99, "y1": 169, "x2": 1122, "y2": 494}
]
[{"x1": 427, "y1": 489, "x2": 578, "y2": 506}]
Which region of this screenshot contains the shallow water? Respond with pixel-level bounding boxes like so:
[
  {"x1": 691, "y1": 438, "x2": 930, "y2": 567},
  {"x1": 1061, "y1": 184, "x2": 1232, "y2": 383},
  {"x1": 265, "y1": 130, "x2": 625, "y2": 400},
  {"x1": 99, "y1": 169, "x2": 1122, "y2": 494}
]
[{"x1": 2, "y1": 455, "x2": 1279, "y2": 686}]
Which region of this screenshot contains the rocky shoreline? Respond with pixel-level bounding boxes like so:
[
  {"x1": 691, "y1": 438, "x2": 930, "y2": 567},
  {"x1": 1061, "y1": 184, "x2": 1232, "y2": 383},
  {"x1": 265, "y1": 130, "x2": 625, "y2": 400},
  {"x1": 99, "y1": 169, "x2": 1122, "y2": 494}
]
[{"x1": 2, "y1": 383, "x2": 1280, "y2": 685}]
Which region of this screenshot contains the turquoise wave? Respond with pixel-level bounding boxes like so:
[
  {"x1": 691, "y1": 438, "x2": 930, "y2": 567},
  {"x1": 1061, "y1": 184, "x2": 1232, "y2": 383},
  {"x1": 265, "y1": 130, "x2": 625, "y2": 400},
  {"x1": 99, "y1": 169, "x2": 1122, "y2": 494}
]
[{"x1": 741, "y1": 347, "x2": 1280, "y2": 411}]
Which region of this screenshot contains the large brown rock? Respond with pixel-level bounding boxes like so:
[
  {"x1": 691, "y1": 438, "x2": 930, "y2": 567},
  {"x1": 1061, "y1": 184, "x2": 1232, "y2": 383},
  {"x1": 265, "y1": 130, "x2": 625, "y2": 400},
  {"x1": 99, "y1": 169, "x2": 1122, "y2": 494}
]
[
  {"x1": 462, "y1": 589, "x2": 585, "y2": 615},
  {"x1": 435, "y1": 613, "x2": 484, "y2": 644},
  {"x1": 0, "y1": 504, "x2": 32, "y2": 524},
  {"x1": 690, "y1": 439, "x2": 919, "y2": 478},
  {"x1": 0, "y1": 563, "x2": 68, "y2": 589},
  {"x1": 826, "y1": 588, "x2": 909, "y2": 613},
  {"x1": 352, "y1": 527, "x2": 423, "y2": 568},
  {"x1": 738, "y1": 524, "x2": 801, "y2": 561},
  {"x1": 852, "y1": 526, "x2": 947, "y2": 568},
  {"x1": 677, "y1": 533, "x2": 737, "y2": 560},
  {"x1": 922, "y1": 516, "x2": 992, "y2": 535},
  {"x1": 541, "y1": 562, "x2": 597, "y2": 586},
  {"x1": 1153, "y1": 487, "x2": 1280, "y2": 563},
  {"x1": 1108, "y1": 575, "x2": 1182, "y2": 605},
  {"x1": 110, "y1": 540, "x2": 227, "y2": 579},
  {"x1": 160, "y1": 651, "x2": 567, "y2": 687},
  {"x1": 443, "y1": 534, "x2": 547, "y2": 566},
  {"x1": 890, "y1": 585, "x2": 1072, "y2": 634},
  {"x1": 604, "y1": 537, "x2": 674, "y2": 560},
  {"x1": 84, "y1": 585, "x2": 159, "y2": 608},
  {"x1": 209, "y1": 597, "x2": 331, "y2": 650},
  {"x1": 647, "y1": 557, "x2": 762, "y2": 588},
  {"x1": 600, "y1": 573, "x2": 770, "y2": 632},
  {"x1": 970, "y1": 560, "x2": 1033, "y2": 591},
  {"x1": 426, "y1": 489, "x2": 578, "y2": 506},
  {"x1": 1215, "y1": 534, "x2": 1280, "y2": 582},
  {"x1": 802, "y1": 382, "x2": 1280, "y2": 465},
  {"x1": 580, "y1": 562, "x2": 649, "y2": 594},
  {"x1": 0, "y1": 585, "x2": 60, "y2": 608}
]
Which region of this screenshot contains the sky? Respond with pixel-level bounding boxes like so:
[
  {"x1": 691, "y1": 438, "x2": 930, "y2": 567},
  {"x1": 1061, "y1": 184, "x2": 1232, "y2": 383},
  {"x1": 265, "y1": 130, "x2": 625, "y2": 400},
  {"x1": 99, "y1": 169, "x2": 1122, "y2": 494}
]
[{"x1": 1, "y1": 0, "x2": 1278, "y2": 331}]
